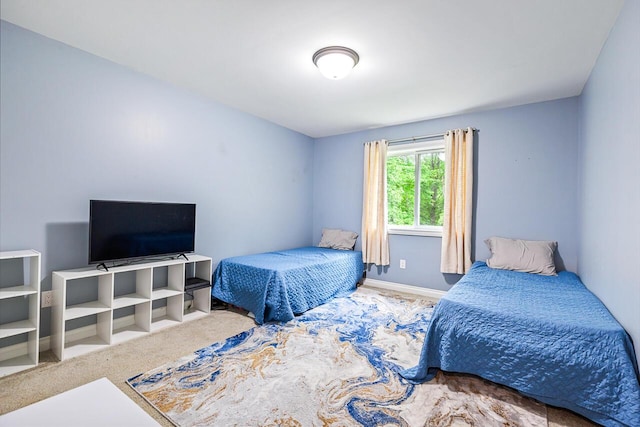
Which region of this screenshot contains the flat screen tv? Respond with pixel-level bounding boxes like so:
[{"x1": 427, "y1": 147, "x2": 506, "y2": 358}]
[{"x1": 89, "y1": 200, "x2": 196, "y2": 267}]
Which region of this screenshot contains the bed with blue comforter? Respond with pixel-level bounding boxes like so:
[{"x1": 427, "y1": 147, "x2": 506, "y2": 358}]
[
  {"x1": 212, "y1": 246, "x2": 363, "y2": 324},
  {"x1": 401, "y1": 262, "x2": 640, "y2": 427}
]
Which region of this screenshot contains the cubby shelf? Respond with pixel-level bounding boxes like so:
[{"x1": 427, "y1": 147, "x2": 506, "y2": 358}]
[
  {"x1": 112, "y1": 294, "x2": 148, "y2": 309},
  {"x1": 65, "y1": 302, "x2": 111, "y2": 320},
  {"x1": 0, "y1": 320, "x2": 38, "y2": 339},
  {"x1": 0, "y1": 250, "x2": 41, "y2": 377},
  {"x1": 51, "y1": 254, "x2": 212, "y2": 361},
  {"x1": 0, "y1": 285, "x2": 39, "y2": 299},
  {"x1": 151, "y1": 288, "x2": 184, "y2": 299}
]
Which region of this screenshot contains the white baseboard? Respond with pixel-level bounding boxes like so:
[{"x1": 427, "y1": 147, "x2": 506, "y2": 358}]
[{"x1": 363, "y1": 278, "x2": 447, "y2": 301}]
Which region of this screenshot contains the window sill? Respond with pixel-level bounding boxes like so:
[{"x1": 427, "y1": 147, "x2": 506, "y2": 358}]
[{"x1": 388, "y1": 228, "x2": 442, "y2": 237}]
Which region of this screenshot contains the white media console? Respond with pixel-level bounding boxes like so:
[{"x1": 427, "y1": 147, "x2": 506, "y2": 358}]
[{"x1": 51, "y1": 254, "x2": 212, "y2": 361}]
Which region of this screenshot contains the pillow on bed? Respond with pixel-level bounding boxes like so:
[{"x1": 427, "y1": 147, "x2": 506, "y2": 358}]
[
  {"x1": 318, "y1": 228, "x2": 358, "y2": 250},
  {"x1": 485, "y1": 236, "x2": 557, "y2": 276}
]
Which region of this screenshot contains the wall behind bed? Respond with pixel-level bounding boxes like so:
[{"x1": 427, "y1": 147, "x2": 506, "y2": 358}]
[
  {"x1": 313, "y1": 97, "x2": 580, "y2": 291},
  {"x1": 578, "y1": 0, "x2": 639, "y2": 362},
  {"x1": 0, "y1": 21, "x2": 314, "y2": 338}
]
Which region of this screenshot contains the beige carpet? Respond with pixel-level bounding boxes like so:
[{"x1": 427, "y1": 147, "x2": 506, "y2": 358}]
[{"x1": 0, "y1": 288, "x2": 596, "y2": 426}]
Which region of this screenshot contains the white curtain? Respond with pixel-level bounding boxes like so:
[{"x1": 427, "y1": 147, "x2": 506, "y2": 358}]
[
  {"x1": 441, "y1": 128, "x2": 474, "y2": 274},
  {"x1": 362, "y1": 140, "x2": 390, "y2": 266}
]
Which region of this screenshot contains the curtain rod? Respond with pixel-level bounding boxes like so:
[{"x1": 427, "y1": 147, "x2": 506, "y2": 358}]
[{"x1": 386, "y1": 128, "x2": 478, "y2": 146}]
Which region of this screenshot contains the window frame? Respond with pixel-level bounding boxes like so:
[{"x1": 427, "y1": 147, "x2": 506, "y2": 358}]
[{"x1": 386, "y1": 138, "x2": 445, "y2": 238}]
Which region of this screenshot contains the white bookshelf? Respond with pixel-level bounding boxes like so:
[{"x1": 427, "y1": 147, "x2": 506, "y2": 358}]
[
  {"x1": 0, "y1": 250, "x2": 41, "y2": 377},
  {"x1": 51, "y1": 254, "x2": 212, "y2": 361}
]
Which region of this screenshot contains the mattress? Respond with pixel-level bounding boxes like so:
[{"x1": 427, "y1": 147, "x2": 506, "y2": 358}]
[{"x1": 212, "y1": 246, "x2": 363, "y2": 324}]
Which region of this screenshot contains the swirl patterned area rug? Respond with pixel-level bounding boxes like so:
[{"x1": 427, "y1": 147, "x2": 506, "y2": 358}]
[{"x1": 127, "y1": 288, "x2": 546, "y2": 426}]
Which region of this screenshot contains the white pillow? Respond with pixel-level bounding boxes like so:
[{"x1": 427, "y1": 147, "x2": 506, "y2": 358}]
[
  {"x1": 318, "y1": 228, "x2": 358, "y2": 250},
  {"x1": 485, "y1": 236, "x2": 557, "y2": 276}
]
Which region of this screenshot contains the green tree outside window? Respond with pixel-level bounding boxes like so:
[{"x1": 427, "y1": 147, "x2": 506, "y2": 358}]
[{"x1": 387, "y1": 150, "x2": 445, "y2": 228}]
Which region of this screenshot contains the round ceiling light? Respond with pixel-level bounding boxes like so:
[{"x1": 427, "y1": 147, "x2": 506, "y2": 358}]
[{"x1": 312, "y1": 46, "x2": 359, "y2": 80}]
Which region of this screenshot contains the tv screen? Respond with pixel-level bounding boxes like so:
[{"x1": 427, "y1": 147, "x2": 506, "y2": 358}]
[{"x1": 89, "y1": 200, "x2": 196, "y2": 265}]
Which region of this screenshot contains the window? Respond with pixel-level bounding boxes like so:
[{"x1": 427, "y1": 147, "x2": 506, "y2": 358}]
[{"x1": 387, "y1": 138, "x2": 445, "y2": 237}]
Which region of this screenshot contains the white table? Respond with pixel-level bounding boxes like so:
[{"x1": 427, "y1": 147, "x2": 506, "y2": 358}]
[{"x1": 0, "y1": 377, "x2": 160, "y2": 426}]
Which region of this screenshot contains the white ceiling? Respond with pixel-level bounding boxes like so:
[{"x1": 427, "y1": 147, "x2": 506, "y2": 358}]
[{"x1": 0, "y1": 0, "x2": 624, "y2": 138}]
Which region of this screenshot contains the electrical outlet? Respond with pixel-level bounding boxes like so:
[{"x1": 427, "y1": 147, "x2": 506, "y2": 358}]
[
  {"x1": 400, "y1": 259, "x2": 406, "y2": 269},
  {"x1": 41, "y1": 291, "x2": 53, "y2": 308}
]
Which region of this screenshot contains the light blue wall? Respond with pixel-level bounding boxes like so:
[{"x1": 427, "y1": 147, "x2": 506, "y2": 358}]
[
  {"x1": 578, "y1": 0, "x2": 640, "y2": 361},
  {"x1": 313, "y1": 98, "x2": 580, "y2": 290},
  {"x1": 0, "y1": 21, "x2": 314, "y2": 336}
]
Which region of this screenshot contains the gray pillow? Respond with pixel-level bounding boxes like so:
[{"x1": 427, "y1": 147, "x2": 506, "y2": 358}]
[
  {"x1": 318, "y1": 228, "x2": 358, "y2": 250},
  {"x1": 485, "y1": 236, "x2": 557, "y2": 276}
]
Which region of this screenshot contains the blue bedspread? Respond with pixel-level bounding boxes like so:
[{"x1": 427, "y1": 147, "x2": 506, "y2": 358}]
[
  {"x1": 212, "y1": 247, "x2": 363, "y2": 324},
  {"x1": 401, "y1": 262, "x2": 640, "y2": 427}
]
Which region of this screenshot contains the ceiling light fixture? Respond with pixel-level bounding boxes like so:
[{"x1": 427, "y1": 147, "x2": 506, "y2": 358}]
[{"x1": 312, "y1": 46, "x2": 359, "y2": 80}]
